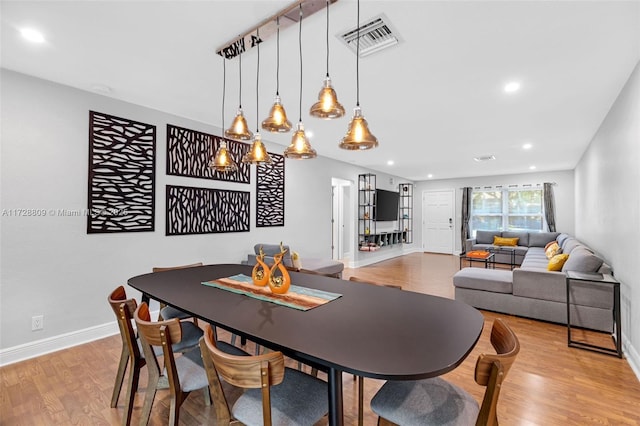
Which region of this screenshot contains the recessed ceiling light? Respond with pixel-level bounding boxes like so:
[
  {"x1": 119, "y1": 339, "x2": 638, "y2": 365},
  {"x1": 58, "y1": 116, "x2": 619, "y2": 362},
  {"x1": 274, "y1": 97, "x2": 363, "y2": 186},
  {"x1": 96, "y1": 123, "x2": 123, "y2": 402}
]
[
  {"x1": 529, "y1": 165, "x2": 536, "y2": 170},
  {"x1": 387, "y1": 160, "x2": 394, "y2": 166},
  {"x1": 306, "y1": 130, "x2": 314, "y2": 139},
  {"x1": 473, "y1": 155, "x2": 496, "y2": 162},
  {"x1": 504, "y1": 81, "x2": 521, "y2": 93},
  {"x1": 522, "y1": 143, "x2": 532, "y2": 150},
  {"x1": 20, "y1": 27, "x2": 45, "y2": 43},
  {"x1": 91, "y1": 84, "x2": 113, "y2": 94},
  {"x1": 427, "y1": 174, "x2": 433, "y2": 179}
]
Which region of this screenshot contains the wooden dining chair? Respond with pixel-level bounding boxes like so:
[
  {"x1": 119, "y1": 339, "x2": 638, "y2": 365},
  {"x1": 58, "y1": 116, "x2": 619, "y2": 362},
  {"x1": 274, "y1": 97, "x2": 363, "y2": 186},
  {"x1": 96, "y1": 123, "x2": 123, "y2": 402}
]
[
  {"x1": 199, "y1": 324, "x2": 329, "y2": 426},
  {"x1": 347, "y1": 276, "x2": 402, "y2": 426},
  {"x1": 107, "y1": 286, "x2": 144, "y2": 426},
  {"x1": 370, "y1": 318, "x2": 520, "y2": 426},
  {"x1": 152, "y1": 262, "x2": 203, "y2": 323},
  {"x1": 133, "y1": 301, "x2": 213, "y2": 426}
]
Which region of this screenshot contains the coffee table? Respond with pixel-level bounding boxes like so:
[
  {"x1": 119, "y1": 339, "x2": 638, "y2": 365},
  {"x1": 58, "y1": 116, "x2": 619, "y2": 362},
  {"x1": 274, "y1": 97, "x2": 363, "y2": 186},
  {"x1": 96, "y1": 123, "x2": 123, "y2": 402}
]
[{"x1": 459, "y1": 251, "x2": 495, "y2": 269}]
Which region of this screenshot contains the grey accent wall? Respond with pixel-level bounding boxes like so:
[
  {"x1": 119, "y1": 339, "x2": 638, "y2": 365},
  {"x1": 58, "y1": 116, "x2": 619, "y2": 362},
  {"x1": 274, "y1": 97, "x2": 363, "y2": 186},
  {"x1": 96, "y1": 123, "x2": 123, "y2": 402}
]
[
  {"x1": 0, "y1": 70, "x2": 407, "y2": 351},
  {"x1": 415, "y1": 170, "x2": 575, "y2": 253},
  {"x1": 574, "y1": 61, "x2": 640, "y2": 367}
]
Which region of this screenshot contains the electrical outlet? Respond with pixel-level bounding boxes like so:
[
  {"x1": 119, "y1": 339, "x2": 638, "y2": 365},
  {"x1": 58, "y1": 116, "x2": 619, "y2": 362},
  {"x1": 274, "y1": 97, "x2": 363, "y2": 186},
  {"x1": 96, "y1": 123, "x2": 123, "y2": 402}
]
[{"x1": 32, "y1": 315, "x2": 44, "y2": 331}]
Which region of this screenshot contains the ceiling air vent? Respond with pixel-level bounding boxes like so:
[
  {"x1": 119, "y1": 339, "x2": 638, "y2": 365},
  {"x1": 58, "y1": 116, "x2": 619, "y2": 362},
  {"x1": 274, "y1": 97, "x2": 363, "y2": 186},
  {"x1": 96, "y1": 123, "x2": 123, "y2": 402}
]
[
  {"x1": 339, "y1": 13, "x2": 401, "y2": 57},
  {"x1": 474, "y1": 155, "x2": 496, "y2": 162}
]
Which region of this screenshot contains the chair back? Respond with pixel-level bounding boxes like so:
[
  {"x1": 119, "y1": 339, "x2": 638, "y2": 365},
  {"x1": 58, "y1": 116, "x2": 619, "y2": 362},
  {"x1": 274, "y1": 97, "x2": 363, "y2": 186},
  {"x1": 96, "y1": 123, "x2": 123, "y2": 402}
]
[
  {"x1": 200, "y1": 324, "x2": 285, "y2": 426},
  {"x1": 134, "y1": 302, "x2": 184, "y2": 393},
  {"x1": 152, "y1": 262, "x2": 203, "y2": 273},
  {"x1": 474, "y1": 318, "x2": 520, "y2": 426},
  {"x1": 108, "y1": 286, "x2": 140, "y2": 359}
]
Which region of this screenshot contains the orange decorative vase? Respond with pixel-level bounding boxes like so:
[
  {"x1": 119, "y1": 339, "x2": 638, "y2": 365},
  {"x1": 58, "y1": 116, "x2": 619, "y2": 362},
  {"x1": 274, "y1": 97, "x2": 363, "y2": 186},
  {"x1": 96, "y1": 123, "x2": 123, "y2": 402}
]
[
  {"x1": 268, "y1": 251, "x2": 291, "y2": 294},
  {"x1": 251, "y1": 247, "x2": 270, "y2": 287}
]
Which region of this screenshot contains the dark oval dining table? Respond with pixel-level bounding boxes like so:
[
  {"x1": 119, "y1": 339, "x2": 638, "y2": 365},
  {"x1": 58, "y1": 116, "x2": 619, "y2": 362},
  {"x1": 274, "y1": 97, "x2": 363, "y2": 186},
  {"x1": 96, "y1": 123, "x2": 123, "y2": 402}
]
[{"x1": 128, "y1": 263, "x2": 484, "y2": 426}]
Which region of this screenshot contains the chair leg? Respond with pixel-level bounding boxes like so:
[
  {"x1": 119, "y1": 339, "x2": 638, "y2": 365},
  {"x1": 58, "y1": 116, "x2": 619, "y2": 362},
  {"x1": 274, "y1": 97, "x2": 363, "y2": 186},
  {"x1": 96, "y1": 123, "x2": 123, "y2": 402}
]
[
  {"x1": 203, "y1": 386, "x2": 211, "y2": 406},
  {"x1": 358, "y1": 376, "x2": 364, "y2": 426},
  {"x1": 122, "y1": 360, "x2": 142, "y2": 426},
  {"x1": 139, "y1": 374, "x2": 159, "y2": 426},
  {"x1": 111, "y1": 347, "x2": 129, "y2": 407}
]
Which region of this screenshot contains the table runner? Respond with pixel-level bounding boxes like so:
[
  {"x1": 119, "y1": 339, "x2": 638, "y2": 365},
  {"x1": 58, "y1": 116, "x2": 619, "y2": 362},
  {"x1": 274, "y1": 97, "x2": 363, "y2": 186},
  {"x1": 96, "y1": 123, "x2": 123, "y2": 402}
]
[{"x1": 202, "y1": 274, "x2": 342, "y2": 311}]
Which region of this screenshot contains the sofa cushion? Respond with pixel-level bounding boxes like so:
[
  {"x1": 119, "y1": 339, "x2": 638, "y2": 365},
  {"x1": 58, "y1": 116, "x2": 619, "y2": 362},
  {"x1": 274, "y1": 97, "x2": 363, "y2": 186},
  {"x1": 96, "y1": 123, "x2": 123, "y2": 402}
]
[
  {"x1": 502, "y1": 231, "x2": 529, "y2": 247},
  {"x1": 545, "y1": 242, "x2": 561, "y2": 259},
  {"x1": 476, "y1": 230, "x2": 500, "y2": 244},
  {"x1": 561, "y1": 238, "x2": 582, "y2": 254},
  {"x1": 556, "y1": 233, "x2": 570, "y2": 247},
  {"x1": 529, "y1": 232, "x2": 559, "y2": 247},
  {"x1": 453, "y1": 268, "x2": 513, "y2": 294},
  {"x1": 562, "y1": 247, "x2": 604, "y2": 273}
]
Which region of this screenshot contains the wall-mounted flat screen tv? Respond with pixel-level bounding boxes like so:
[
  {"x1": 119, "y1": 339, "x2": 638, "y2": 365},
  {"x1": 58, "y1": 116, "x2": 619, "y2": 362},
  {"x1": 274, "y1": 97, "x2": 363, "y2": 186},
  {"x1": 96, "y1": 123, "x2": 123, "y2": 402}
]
[{"x1": 374, "y1": 189, "x2": 399, "y2": 221}]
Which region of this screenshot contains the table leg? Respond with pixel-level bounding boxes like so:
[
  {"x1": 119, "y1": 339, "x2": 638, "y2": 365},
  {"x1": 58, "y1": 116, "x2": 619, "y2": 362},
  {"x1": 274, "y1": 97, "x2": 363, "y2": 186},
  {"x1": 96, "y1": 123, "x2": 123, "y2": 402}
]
[{"x1": 327, "y1": 367, "x2": 344, "y2": 426}]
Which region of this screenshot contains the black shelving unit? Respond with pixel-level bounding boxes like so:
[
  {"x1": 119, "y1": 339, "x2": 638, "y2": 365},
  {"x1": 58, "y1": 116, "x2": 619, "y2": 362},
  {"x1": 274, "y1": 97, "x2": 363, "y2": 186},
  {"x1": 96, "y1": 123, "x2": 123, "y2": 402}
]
[
  {"x1": 399, "y1": 183, "x2": 413, "y2": 244},
  {"x1": 358, "y1": 174, "x2": 411, "y2": 252}
]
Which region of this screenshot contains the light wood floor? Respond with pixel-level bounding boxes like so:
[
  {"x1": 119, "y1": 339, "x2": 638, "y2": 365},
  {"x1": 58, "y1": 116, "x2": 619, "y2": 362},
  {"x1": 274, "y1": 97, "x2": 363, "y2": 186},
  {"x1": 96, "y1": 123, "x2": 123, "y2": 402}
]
[{"x1": 2, "y1": 253, "x2": 639, "y2": 425}]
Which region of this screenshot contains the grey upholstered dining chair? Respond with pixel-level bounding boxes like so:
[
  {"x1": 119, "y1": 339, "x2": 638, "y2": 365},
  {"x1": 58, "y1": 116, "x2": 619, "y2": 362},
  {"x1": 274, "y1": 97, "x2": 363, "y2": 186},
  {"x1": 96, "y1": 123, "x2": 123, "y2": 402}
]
[
  {"x1": 199, "y1": 324, "x2": 329, "y2": 426},
  {"x1": 152, "y1": 262, "x2": 203, "y2": 323},
  {"x1": 370, "y1": 318, "x2": 520, "y2": 426}
]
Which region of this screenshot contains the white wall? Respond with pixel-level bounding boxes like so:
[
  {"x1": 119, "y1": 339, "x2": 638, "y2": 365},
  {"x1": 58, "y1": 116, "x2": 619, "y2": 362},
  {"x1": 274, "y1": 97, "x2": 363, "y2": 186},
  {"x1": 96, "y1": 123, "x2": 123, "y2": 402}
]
[
  {"x1": 574, "y1": 61, "x2": 640, "y2": 373},
  {"x1": 0, "y1": 70, "x2": 408, "y2": 359},
  {"x1": 414, "y1": 170, "x2": 575, "y2": 253}
]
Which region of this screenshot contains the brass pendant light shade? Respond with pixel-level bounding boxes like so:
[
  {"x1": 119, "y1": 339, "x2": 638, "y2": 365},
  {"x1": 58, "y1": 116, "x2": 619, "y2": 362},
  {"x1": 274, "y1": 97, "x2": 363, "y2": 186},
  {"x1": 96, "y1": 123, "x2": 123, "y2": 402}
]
[
  {"x1": 284, "y1": 122, "x2": 317, "y2": 159},
  {"x1": 242, "y1": 132, "x2": 272, "y2": 164},
  {"x1": 339, "y1": 106, "x2": 378, "y2": 150},
  {"x1": 262, "y1": 95, "x2": 293, "y2": 132},
  {"x1": 210, "y1": 141, "x2": 238, "y2": 172},
  {"x1": 310, "y1": 76, "x2": 345, "y2": 119},
  {"x1": 225, "y1": 108, "x2": 253, "y2": 141}
]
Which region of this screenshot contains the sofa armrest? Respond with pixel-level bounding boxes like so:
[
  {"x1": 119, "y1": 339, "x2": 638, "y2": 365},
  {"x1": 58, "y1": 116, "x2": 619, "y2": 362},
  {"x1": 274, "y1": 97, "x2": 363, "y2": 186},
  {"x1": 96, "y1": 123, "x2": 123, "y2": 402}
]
[
  {"x1": 512, "y1": 268, "x2": 567, "y2": 302},
  {"x1": 464, "y1": 238, "x2": 476, "y2": 253}
]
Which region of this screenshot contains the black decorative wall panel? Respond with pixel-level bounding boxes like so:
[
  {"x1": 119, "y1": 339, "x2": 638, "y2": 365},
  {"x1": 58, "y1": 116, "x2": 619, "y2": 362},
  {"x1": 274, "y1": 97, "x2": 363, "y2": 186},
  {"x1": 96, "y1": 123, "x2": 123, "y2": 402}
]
[
  {"x1": 166, "y1": 124, "x2": 250, "y2": 183},
  {"x1": 166, "y1": 185, "x2": 250, "y2": 235},
  {"x1": 256, "y1": 153, "x2": 285, "y2": 227},
  {"x1": 87, "y1": 111, "x2": 156, "y2": 233}
]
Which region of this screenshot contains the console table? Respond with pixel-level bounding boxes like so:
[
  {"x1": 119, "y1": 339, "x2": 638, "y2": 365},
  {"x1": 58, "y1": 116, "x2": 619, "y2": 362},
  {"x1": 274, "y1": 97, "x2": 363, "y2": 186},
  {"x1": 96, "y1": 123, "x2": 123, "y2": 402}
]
[{"x1": 566, "y1": 271, "x2": 622, "y2": 358}]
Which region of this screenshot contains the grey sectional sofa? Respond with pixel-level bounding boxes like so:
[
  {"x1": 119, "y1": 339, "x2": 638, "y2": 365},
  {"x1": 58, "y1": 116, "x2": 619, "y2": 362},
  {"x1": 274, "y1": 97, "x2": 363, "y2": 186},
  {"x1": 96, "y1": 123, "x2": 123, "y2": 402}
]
[{"x1": 455, "y1": 232, "x2": 614, "y2": 332}]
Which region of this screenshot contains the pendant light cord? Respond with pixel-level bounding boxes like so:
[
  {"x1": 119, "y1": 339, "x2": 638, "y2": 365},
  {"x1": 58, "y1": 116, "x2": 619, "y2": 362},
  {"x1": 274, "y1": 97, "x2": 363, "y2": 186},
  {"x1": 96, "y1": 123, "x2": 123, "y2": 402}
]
[
  {"x1": 325, "y1": 0, "x2": 330, "y2": 78},
  {"x1": 276, "y1": 17, "x2": 280, "y2": 96},
  {"x1": 222, "y1": 56, "x2": 226, "y2": 132},
  {"x1": 356, "y1": 0, "x2": 360, "y2": 107},
  {"x1": 256, "y1": 28, "x2": 260, "y2": 132},
  {"x1": 239, "y1": 50, "x2": 243, "y2": 109},
  {"x1": 298, "y1": 4, "x2": 303, "y2": 123}
]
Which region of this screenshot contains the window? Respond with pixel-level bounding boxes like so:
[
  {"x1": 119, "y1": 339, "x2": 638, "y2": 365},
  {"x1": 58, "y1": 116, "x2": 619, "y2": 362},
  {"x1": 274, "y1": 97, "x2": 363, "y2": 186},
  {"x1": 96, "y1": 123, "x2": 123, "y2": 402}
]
[{"x1": 470, "y1": 188, "x2": 543, "y2": 235}]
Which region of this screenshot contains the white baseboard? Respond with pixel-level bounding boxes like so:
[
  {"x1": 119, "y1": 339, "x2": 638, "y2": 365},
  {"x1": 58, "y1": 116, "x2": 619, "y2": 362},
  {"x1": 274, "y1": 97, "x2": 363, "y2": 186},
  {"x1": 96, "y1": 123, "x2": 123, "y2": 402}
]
[
  {"x1": 0, "y1": 309, "x2": 159, "y2": 367},
  {"x1": 623, "y1": 333, "x2": 640, "y2": 382}
]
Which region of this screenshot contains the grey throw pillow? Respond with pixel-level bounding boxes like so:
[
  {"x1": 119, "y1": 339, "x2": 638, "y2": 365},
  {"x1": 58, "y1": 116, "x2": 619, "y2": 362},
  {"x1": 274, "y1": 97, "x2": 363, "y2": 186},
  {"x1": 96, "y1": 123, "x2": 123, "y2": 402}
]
[{"x1": 562, "y1": 247, "x2": 604, "y2": 273}]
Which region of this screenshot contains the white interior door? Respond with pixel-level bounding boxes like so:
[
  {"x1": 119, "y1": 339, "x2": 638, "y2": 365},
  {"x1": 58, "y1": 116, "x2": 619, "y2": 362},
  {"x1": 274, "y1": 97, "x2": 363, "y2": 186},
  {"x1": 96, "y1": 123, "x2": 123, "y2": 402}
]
[
  {"x1": 422, "y1": 190, "x2": 454, "y2": 254},
  {"x1": 331, "y1": 178, "x2": 353, "y2": 261}
]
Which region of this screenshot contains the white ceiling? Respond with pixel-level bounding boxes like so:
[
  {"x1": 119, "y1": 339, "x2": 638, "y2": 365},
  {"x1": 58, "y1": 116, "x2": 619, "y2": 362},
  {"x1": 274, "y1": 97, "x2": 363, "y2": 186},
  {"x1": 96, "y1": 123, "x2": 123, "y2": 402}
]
[{"x1": 2, "y1": 1, "x2": 639, "y2": 181}]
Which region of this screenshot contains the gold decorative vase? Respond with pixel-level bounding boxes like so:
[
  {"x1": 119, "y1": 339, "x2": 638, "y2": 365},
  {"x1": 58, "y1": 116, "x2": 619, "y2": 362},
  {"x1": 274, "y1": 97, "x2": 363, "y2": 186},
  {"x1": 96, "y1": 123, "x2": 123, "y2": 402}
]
[
  {"x1": 268, "y1": 247, "x2": 291, "y2": 294},
  {"x1": 251, "y1": 246, "x2": 270, "y2": 287}
]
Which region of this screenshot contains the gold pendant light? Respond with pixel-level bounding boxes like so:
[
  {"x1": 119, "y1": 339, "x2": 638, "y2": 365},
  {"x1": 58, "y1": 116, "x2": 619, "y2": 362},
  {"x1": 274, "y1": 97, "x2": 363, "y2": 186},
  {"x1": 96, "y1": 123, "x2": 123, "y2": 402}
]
[
  {"x1": 285, "y1": 122, "x2": 317, "y2": 159},
  {"x1": 262, "y1": 17, "x2": 292, "y2": 133},
  {"x1": 310, "y1": 0, "x2": 344, "y2": 119},
  {"x1": 284, "y1": 4, "x2": 317, "y2": 159},
  {"x1": 339, "y1": 0, "x2": 379, "y2": 150},
  {"x1": 225, "y1": 50, "x2": 253, "y2": 141},
  {"x1": 242, "y1": 28, "x2": 272, "y2": 165},
  {"x1": 242, "y1": 132, "x2": 272, "y2": 164},
  {"x1": 210, "y1": 55, "x2": 238, "y2": 172}
]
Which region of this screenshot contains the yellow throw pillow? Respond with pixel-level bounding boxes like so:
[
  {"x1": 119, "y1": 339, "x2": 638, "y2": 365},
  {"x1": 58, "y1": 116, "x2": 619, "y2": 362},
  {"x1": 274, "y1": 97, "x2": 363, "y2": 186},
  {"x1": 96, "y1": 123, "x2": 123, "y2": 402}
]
[
  {"x1": 544, "y1": 240, "x2": 557, "y2": 251},
  {"x1": 548, "y1": 253, "x2": 569, "y2": 271},
  {"x1": 545, "y1": 242, "x2": 560, "y2": 259},
  {"x1": 493, "y1": 236, "x2": 519, "y2": 246}
]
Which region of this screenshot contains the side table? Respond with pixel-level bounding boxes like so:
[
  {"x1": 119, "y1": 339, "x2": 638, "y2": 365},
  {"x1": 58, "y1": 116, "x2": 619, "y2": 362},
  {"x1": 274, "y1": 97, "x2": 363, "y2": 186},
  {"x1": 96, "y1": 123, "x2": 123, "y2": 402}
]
[
  {"x1": 487, "y1": 246, "x2": 517, "y2": 270},
  {"x1": 565, "y1": 271, "x2": 622, "y2": 358}
]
